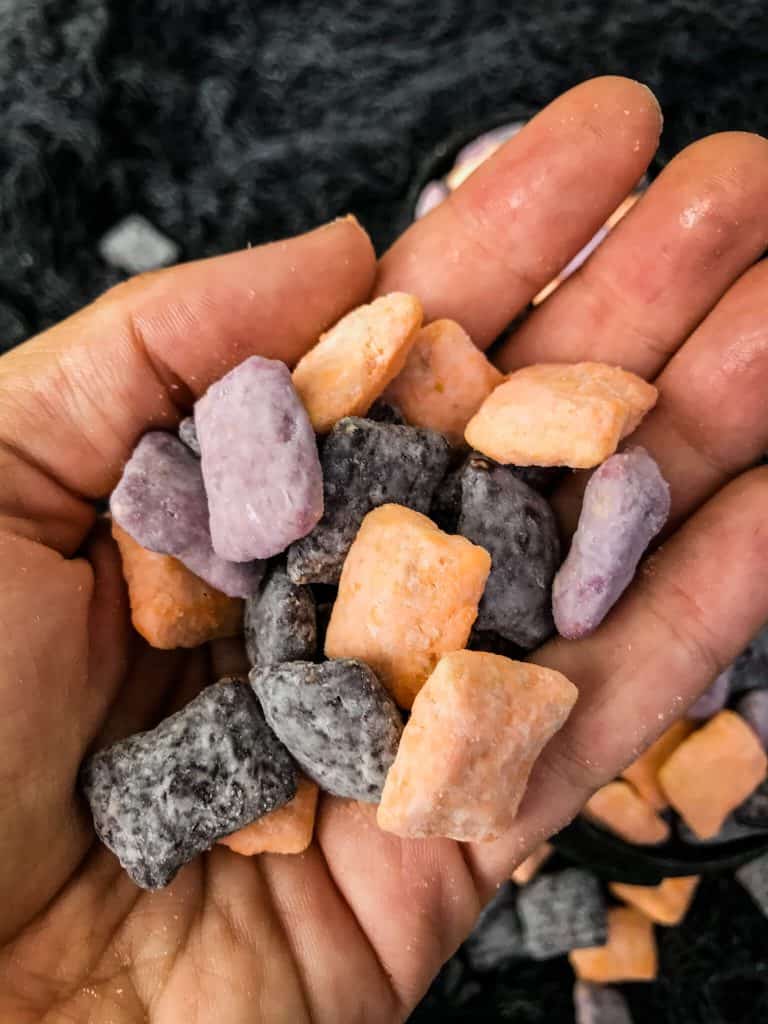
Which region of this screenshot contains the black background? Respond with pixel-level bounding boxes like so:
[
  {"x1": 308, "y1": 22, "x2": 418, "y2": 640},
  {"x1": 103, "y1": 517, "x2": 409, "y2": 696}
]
[{"x1": 1, "y1": 2, "x2": 767, "y2": 1020}]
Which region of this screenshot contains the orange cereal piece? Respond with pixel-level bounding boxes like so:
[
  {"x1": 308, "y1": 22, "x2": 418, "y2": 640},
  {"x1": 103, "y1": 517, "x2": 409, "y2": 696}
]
[
  {"x1": 584, "y1": 781, "x2": 670, "y2": 845},
  {"x1": 383, "y1": 319, "x2": 503, "y2": 444},
  {"x1": 218, "y1": 776, "x2": 318, "y2": 856},
  {"x1": 511, "y1": 843, "x2": 554, "y2": 885},
  {"x1": 658, "y1": 710, "x2": 768, "y2": 839},
  {"x1": 112, "y1": 524, "x2": 243, "y2": 649},
  {"x1": 569, "y1": 907, "x2": 658, "y2": 982},
  {"x1": 292, "y1": 293, "x2": 423, "y2": 433},
  {"x1": 610, "y1": 876, "x2": 700, "y2": 926},
  {"x1": 621, "y1": 720, "x2": 695, "y2": 811},
  {"x1": 464, "y1": 362, "x2": 658, "y2": 468},
  {"x1": 377, "y1": 651, "x2": 577, "y2": 841},
  {"x1": 325, "y1": 504, "x2": 491, "y2": 708}
]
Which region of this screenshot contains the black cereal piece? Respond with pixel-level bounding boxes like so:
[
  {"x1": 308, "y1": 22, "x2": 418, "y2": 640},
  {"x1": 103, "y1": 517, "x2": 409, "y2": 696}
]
[
  {"x1": 468, "y1": 627, "x2": 525, "y2": 660},
  {"x1": 366, "y1": 399, "x2": 406, "y2": 424},
  {"x1": 430, "y1": 463, "x2": 463, "y2": 533},
  {"x1": 286, "y1": 416, "x2": 450, "y2": 584},
  {"x1": 81, "y1": 681, "x2": 297, "y2": 890},
  {"x1": 458, "y1": 455, "x2": 560, "y2": 649},
  {"x1": 244, "y1": 562, "x2": 316, "y2": 667},
  {"x1": 730, "y1": 624, "x2": 768, "y2": 694},
  {"x1": 509, "y1": 463, "x2": 566, "y2": 494},
  {"x1": 462, "y1": 881, "x2": 528, "y2": 972},
  {"x1": 517, "y1": 868, "x2": 607, "y2": 960},
  {"x1": 178, "y1": 415, "x2": 201, "y2": 455},
  {"x1": 251, "y1": 658, "x2": 403, "y2": 802}
]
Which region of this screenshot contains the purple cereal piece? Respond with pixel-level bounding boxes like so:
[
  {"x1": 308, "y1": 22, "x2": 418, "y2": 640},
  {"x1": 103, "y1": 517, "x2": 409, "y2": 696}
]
[
  {"x1": 737, "y1": 689, "x2": 768, "y2": 750},
  {"x1": 730, "y1": 624, "x2": 768, "y2": 694},
  {"x1": 110, "y1": 431, "x2": 263, "y2": 598},
  {"x1": 553, "y1": 448, "x2": 670, "y2": 640},
  {"x1": 687, "y1": 667, "x2": 733, "y2": 721},
  {"x1": 574, "y1": 982, "x2": 633, "y2": 1024},
  {"x1": 196, "y1": 356, "x2": 323, "y2": 561},
  {"x1": 178, "y1": 415, "x2": 200, "y2": 455},
  {"x1": 414, "y1": 179, "x2": 449, "y2": 219}
]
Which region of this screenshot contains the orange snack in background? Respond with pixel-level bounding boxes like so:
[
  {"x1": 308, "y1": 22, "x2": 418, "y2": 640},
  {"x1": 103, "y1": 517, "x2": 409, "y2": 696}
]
[
  {"x1": 465, "y1": 362, "x2": 657, "y2": 468},
  {"x1": 610, "y1": 876, "x2": 700, "y2": 927},
  {"x1": 292, "y1": 292, "x2": 422, "y2": 433},
  {"x1": 219, "y1": 776, "x2": 319, "y2": 856},
  {"x1": 112, "y1": 524, "x2": 243, "y2": 650},
  {"x1": 621, "y1": 720, "x2": 695, "y2": 811},
  {"x1": 659, "y1": 710, "x2": 768, "y2": 839},
  {"x1": 570, "y1": 907, "x2": 658, "y2": 982},
  {"x1": 511, "y1": 843, "x2": 554, "y2": 886},
  {"x1": 325, "y1": 504, "x2": 491, "y2": 708},
  {"x1": 377, "y1": 651, "x2": 577, "y2": 841},
  {"x1": 584, "y1": 781, "x2": 670, "y2": 845},
  {"x1": 383, "y1": 319, "x2": 502, "y2": 444}
]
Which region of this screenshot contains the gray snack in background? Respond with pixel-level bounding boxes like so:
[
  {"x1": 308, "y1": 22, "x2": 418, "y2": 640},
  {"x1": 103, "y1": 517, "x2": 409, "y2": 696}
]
[
  {"x1": 458, "y1": 455, "x2": 560, "y2": 649},
  {"x1": 737, "y1": 851, "x2": 768, "y2": 919},
  {"x1": 245, "y1": 562, "x2": 316, "y2": 667},
  {"x1": 99, "y1": 213, "x2": 180, "y2": 274},
  {"x1": 110, "y1": 430, "x2": 263, "y2": 597},
  {"x1": 737, "y1": 689, "x2": 768, "y2": 750},
  {"x1": 734, "y1": 778, "x2": 768, "y2": 830},
  {"x1": 287, "y1": 416, "x2": 450, "y2": 585},
  {"x1": 687, "y1": 666, "x2": 733, "y2": 721},
  {"x1": 574, "y1": 981, "x2": 634, "y2": 1024},
  {"x1": 81, "y1": 681, "x2": 297, "y2": 890},
  {"x1": 517, "y1": 868, "x2": 607, "y2": 960},
  {"x1": 252, "y1": 658, "x2": 403, "y2": 802},
  {"x1": 730, "y1": 624, "x2": 768, "y2": 694},
  {"x1": 553, "y1": 447, "x2": 670, "y2": 640},
  {"x1": 366, "y1": 399, "x2": 407, "y2": 425},
  {"x1": 463, "y1": 881, "x2": 528, "y2": 972},
  {"x1": 196, "y1": 355, "x2": 324, "y2": 562},
  {"x1": 178, "y1": 415, "x2": 201, "y2": 455}
]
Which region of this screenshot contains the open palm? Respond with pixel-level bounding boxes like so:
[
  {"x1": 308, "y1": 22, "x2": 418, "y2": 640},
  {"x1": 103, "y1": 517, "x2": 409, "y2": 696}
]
[{"x1": 2, "y1": 78, "x2": 768, "y2": 1023}]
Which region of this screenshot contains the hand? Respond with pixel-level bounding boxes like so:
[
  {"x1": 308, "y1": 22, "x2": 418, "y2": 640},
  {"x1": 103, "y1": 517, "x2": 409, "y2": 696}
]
[{"x1": 1, "y1": 76, "x2": 767, "y2": 1023}]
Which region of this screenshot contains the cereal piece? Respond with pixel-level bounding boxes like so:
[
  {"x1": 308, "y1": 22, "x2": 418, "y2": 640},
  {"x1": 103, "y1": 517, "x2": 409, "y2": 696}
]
[
  {"x1": 463, "y1": 882, "x2": 528, "y2": 971},
  {"x1": 569, "y1": 907, "x2": 658, "y2": 983},
  {"x1": 736, "y1": 851, "x2": 768, "y2": 918},
  {"x1": 659, "y1": 710, "x2": 768, "y2": 839},
  {"x1": 252, "y1": 659, "x2": 403, "y2": 802},
  {"x1": 366, "y1": 399, "x2": 406, "y2": 424},
  {"x1": 737, "y1": 689, "x2": 768, "y2": 750},
  {"x1": 465, "y1": 362, "x2": 658, "y2": 468},
  {"x1": 81, "y1": 681, "x2": 297, "y2": 890},
  {"x1": 585, "y1": 781, "x2": 670, "y2": 845},
  {"x1": 458, "y1": 455, "x2": 560, "y2": 649},
  {"x1": 245, "y1": 563, "x2": 316, "y2": 667},
  {"x1": 112, "y1": 524, "x2": 242, "y2": 649},
  {"x1": 517, "y1": 868, "x2": 607, "y2": 960},
  {"x1": 677, "y1": 814, "x2": 765, "y2": 845},
  {"x1": 219, "y1": 776, "x2": 318, "y2": 856},
  {"x1": 377, "y1": 651, "x2": 577, "y2": 840},
  {"x1": 468, "y1": 628, "x2": 524, "y2": 660},
  {"x1": 287, "y1": 417, "x2": 450, "y2": 585},
  {"x1": 730, "y1": 624, "x2": 768, "y2": 694},
  {"x1": 196, "y1": 356, "x2": 323, "y2": 561},
  {"x1": 99, "y1": 213, "x2": 179, "y2": 274},
  {"x1": 292, "y1": 293, "x2": 423, "y2": 433},
  {"x1": 687, "y1": 667, "x2": 733, "y2": 720},
  {"x1": 110, "y1": 431, "x2": 263, "y2": 598},
  {"x1": 609, "y1": 876, "x2": 699, "y2": 926},
  {"x1": 553, "y1": 448, "x2": 670, "y2": 640},
  {"x1": 735, "y1": 778, "x2": 768, "y2": 830},
  {"x1": 621, "y1": 720, "x2": 694, "y2": 811},
  {"x1": 511, "y1": 843, "x2": 553, "y2": 885},
  {"x1": 383, "y1": 319, "x2": 503, "y2": 445},
  {"x1": 178, "y1": 415, "x2": 200, "y2": 455},
  {"x1": 573, "y1": 982, "x2": 634, "y2": 1024},
  {"x1": 325, "y1": 504, "x2": 491, "y2": 708}
]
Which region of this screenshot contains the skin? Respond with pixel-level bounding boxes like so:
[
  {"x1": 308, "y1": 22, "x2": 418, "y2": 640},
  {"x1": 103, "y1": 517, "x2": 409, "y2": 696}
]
[{"x1": 0, "y1": 76, "x2": 767, "y2": 1022}]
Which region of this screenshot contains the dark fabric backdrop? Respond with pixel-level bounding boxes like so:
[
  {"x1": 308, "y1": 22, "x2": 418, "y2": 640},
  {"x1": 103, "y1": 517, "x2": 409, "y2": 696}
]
[{"x1": 1, "y1": 2, "x2": 766, "y2": 1021}]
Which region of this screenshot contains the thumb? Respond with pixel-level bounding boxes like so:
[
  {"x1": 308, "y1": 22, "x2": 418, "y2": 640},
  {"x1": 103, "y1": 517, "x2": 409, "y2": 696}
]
[{"x1": 0, "y1": 217, "x2": 376, "y2": 554}]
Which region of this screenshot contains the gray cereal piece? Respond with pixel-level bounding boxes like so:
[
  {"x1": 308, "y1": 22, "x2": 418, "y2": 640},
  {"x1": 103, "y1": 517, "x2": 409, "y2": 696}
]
[
  {"x1": 734, "y1": 778, "x2": 768, "y2": 830},
  {"x1": 99, "y1": 213, "x2": 180, "y2": 274},
  {"x1": 736, "y1": 851, "x2": 768, "y2": 918},
  {"x1": 517, "y1": 868, "x2": 607, "y2": 960},
  {"x1": 463, "y1": 881, "x2": 528, "y2": 971},
  {"x1": 286, "y1": 417, "x2": 450, "y2": 584},
  {"x1": 251, "y1": 658, "x2": 403, "y2": 802},
  {"x1": 178, "y1": 415, "x2": 201, "y2": 455},
  {"x1": 468, "y1": 628, "x2": 524, "y2": 661},
  {"x1": 366, "y1": 399, "x2": 406, "y2": 424},
  {"x1": 458, "y1": 455, "x2": 560, "y2": 649},
  {"x1": 110, "y1": 431, "x2": 263, "y2": 598},
  {"x1": 81, "y1": 681, "x2": 297, "y2": 890},
  {"x1": 430, "y1": 462, "x2": 464, "y2": 533},
  {"x1": 737, "y1": 689, "x2": 768, "y2": 750},
  {"x1": 730, "y1": 624, "x2": 768, "y2": 694},
  {"x1": 245, "y1": 562, "x2": 316, "y2": 667},
  {"x1": 677, "y1": 815, "x2": 766, "y2": 845},
  {"x1": 510, "y1": 463, "x2": 565, "y2": 494},
  {"x1": 574, "y1": 982, "x2": 634, "y2": 1024}
]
